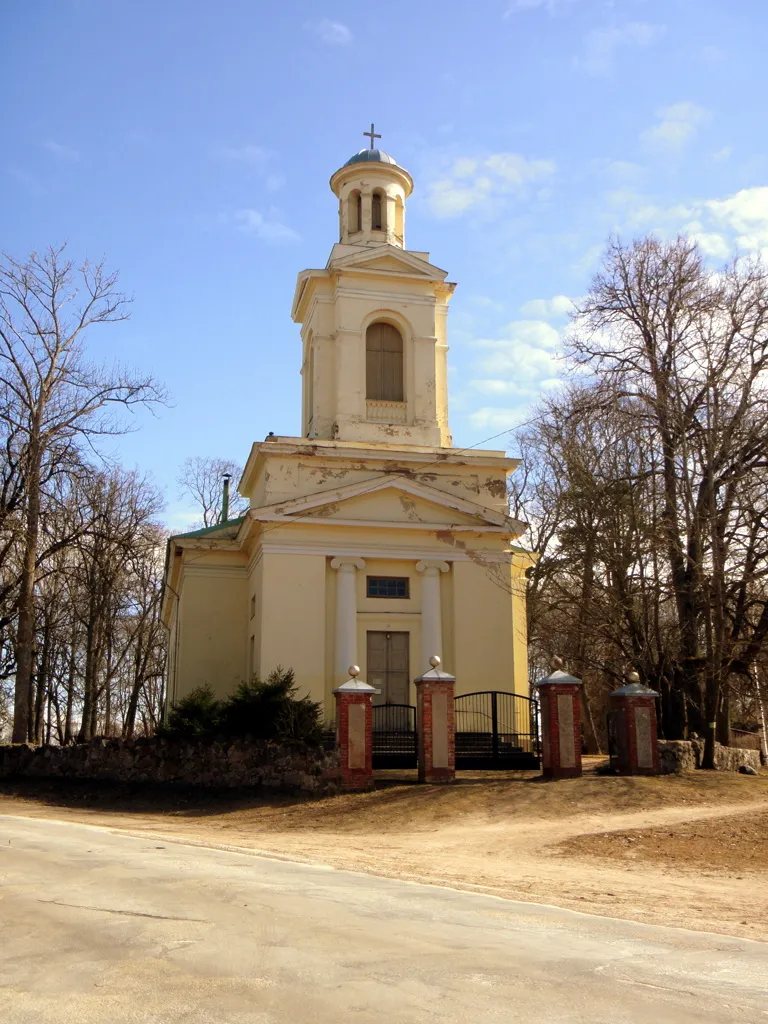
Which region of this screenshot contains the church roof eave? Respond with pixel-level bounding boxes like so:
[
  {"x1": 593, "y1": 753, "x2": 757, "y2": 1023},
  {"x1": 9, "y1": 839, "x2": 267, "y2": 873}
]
[
  {"x1": 167, "y1": 515, "x2": 246, "y2": 542},
  {"x1": 237, "y1": 437, "x2": 521, "y2": 499},
  {"x1": 161, "y1": 516, "x2": 248, "y2": 626},
  {"x1": 328, "y1": 245, "x2": 451, "y2": 282},
  {"x1": 247, "y1": 474, "x2": 525, "y2": 534},
  {"x1": 291, "y1": 268, "x2": 331, "y2": 323}
]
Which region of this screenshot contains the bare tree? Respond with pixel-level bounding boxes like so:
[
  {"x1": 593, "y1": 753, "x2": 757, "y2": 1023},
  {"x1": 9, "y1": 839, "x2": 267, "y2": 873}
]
[
  {"x1": 177, "y1": 455, "x2": 248, "y2": 528},
  {"x1": 0, "y1": 245, "x2": 167, "y2": 742},
  {"x1": 11, "y1": 465, "x2": 168, "y2": 745},
  {"x1": 514, "y1": 236, "x2": 768, "y2": 767}
]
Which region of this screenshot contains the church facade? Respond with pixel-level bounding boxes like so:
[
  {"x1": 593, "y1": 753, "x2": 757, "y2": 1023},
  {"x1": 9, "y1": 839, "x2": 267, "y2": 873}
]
[{"x1": 162, "y1": 137, "x2": 533, "y2": 717}]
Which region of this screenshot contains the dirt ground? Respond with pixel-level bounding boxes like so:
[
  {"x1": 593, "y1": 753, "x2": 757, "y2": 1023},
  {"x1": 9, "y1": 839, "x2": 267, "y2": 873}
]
[{"x1": 2, "y1": 761, "x2": 768, "y2": 942}]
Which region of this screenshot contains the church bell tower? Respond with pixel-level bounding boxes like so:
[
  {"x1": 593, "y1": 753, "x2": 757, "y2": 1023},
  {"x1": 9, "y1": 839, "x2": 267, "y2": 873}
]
[
  {"x1": 291, "y1": 127, "x2": 455, "y2": 449},
  {"x1": 164, "y1": 126, "x2": 531, "y2": 720}
]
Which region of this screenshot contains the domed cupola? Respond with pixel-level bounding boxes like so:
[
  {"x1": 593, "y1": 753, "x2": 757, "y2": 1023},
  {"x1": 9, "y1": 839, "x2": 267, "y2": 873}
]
[
  {"x1": 330, "y1": 125, "x2": 413, "y2": 248},
  {"x1": 344, "y1": 148, "x2": 399, "y2": 166}
]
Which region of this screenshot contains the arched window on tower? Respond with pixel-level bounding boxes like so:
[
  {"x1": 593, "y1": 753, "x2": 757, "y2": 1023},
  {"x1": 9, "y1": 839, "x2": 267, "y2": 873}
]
[
  {"x1": 366, "y1": 322, "x2": 404, "y2": 401},
  {"x1": 371, "y1": 190, "x2": 384, "y2": 231},
  {"x1": 348, "y1": 190, "x2": 361, "y2": 233}
]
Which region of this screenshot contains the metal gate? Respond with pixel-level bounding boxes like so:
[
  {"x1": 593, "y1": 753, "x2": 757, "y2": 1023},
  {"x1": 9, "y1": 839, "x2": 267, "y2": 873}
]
[
  {"x1": 372, "y1": 703, "x2": 417, "y2": 768},
  {"x1": 454, "y1": 691, "x2": 540, "y2": 770}
]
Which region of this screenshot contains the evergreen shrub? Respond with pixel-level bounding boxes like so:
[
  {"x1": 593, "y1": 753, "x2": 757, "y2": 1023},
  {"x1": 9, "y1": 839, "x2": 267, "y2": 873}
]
[{"x1": 161, "y1": 667, "x2": 323, "y2": 745}]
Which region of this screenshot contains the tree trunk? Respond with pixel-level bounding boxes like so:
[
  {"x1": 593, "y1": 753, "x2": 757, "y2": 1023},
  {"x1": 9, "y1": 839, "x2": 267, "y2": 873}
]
[
  {"x1": 64, "y1": 645, "x2": 76, "y2": 744},
  {"x1": 33, "y1": 617, "x2": 52, "y2": 744},
  {"x1": 13, "y1": 438, "x2": 41, "y2": 743},
  {"x1": 716, "y1": 687, "x2": 731, "y2": 747},
  {"x1": 580, "y1": 681, "x2": 601, "y2": 755},
  {"x1": 124, "y1": 629, "x2": 145, "y2": 740},
  {"x1": 756, "y1": 670, "x2": 768, "y2": 765},
  {"x1": 78, "y1": 578, "x2": 102, "y2": 742}
]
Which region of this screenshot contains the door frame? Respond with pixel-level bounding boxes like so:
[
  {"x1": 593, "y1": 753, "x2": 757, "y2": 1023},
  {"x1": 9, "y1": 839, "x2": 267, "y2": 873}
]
[{"x1": 365, "y1": 628, "x2": 411, "y2": 705}]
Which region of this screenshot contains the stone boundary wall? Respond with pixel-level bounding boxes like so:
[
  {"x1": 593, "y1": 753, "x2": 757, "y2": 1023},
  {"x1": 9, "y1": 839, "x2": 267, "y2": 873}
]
[
  {"x1": 657, "y1": 739, "x2": 762, "y2": 774},
  {"x1": 0, "y1": 736, "x2": 341, "y2": 793}
]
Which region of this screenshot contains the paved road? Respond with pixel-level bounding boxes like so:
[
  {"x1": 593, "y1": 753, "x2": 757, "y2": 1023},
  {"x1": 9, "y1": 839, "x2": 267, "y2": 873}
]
[{"x1": 1, "y1": 816, "x2": 766, "y2": 1023}]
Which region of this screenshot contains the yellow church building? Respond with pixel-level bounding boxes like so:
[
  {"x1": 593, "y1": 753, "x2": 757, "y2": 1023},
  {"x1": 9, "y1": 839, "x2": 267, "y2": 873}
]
[{"x1": 162, "y1": 133, "x2": 533, "y2": 718}]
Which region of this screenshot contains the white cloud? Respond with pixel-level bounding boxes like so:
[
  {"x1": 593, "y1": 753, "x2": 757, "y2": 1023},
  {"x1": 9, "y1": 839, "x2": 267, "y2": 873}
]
[
  {"x1": 576, "y1": 22, "x2": 663, "y2": 77},
  {"x1": 469, "y1": 295, "x2": 505, "y2": 313},
  {"x1": 519, "y1": 295, "x2": 574, "y2": 319},
  {"x1": 688, "y1": 229, "x2": 731, "y2": 260},
  {"x1": 427, "y1": 152, "x2": 556, "y2": 218},
  {"x1": 220, "y1": 144, "x2": 272, "y2": 166},
  {"x1": 232, "y1": 209, "x2": 300, "y2": 243},
  {"x1": 604, "y1": 184, "x2": 768, "y2": 261},
  {"x1": 604, "y1": 160, "x2": 645, "y2": 184},
  {"x1": 712, "y1": 147, "x2": 732, "y2": 162},
  {"x1": 165, "y1": 505, "x2": 206, "y2": 533},
  {"x1": 642, "y1": 102, "x2": 709, "y2": 151},
  {"x1": 462, "y1": 318, "x2": 566, "y2": 434},
  {"x1": 471, "y1": 379, "x2": 526, "y2": 396},
  {"x1": 43, "y1": 139, "x2": 79, "y2": 161},
  {"x1": 705, "y1": 186, "x2": 768, "y2": 252},
  {"x1": 305, "y1": 19, "x2": 352, "y2": 45},
  {"x1": 571, "y1": 243, "x2": 603, "y2": 276},
  {"x1": 472, "y1": 319, "x2": 561, "y2": 380},
  {"x1": 505, "y1": 0, "x2": 574, "y2": 14},
  {"x1": 468, "y1": 407, "x2": 526, "y2": 432}
]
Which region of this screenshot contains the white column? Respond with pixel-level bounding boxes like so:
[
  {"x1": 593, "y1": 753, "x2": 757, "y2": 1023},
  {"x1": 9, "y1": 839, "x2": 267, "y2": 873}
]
[
  {"x1": 331, "y1": 557, "x2": 365, "y2": 682},
  {"x1": 384, "y1": 193, "x2": 397, "y2": 245},
  {"x1": 360, "y1": 190, "x2": 372, "y2": 236},
  {"x1": 416, "y1": 560, "x2": 449, "y2": 671}
]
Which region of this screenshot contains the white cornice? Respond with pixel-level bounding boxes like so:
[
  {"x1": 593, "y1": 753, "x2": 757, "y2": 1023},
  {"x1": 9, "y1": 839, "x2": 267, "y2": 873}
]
[
  {"x1": 329, "y1": 245, "x2": 448, "y2": 280},
  {"x1": 252, "y1": 473, "x2": 523, "y2": 531},
  {"x1": 334, "y1": 285, "x2": 446, "y2": 307},
  {"x1": 259, "y1": 540, "x2": 515, "y2": 563},
  {"x1": 252, "y1": 514, "x2": 511, "y2": 534},
  {"x1": 238, "y1": 438, "x2": 518, "y2": 496}
]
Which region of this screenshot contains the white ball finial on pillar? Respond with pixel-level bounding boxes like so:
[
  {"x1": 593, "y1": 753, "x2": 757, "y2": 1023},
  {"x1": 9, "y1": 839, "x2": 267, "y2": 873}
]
[
  {"x1": 429, "y1": 655, "x2": 441, "y2": 669},
  {"x1": 348, "y1": 665, "x2": 360, "y2": 679}
]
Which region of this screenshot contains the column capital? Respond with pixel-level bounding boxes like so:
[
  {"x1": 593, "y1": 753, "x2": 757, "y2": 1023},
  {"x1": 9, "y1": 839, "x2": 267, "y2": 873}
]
[
  {"x1": 416, "y1": 560, "x2": 449, "y2": 576},
  {"x1": 331, "y1": 556, "x2": 366, "y2": 572}
]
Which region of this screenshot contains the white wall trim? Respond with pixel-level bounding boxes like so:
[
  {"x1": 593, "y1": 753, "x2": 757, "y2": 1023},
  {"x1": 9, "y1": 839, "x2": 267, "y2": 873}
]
[
  {"x1": 181, "y1": 564, "x2": 248, "y2": 580},
  {"x1": 258, "y1": 541, "x2": 515, "y2": 563},
  {"x1": 254, "y1": 514, "x2": 510, "y2": 534}
]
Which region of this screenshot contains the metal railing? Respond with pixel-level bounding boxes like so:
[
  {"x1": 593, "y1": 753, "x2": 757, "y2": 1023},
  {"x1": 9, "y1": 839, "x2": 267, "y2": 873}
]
[
  {"x1": 454, "y1": 691, "x2": 540, "y2": 768},
  {"x1": 372, "y1": 703, "x2": 417, "y2": 768}
]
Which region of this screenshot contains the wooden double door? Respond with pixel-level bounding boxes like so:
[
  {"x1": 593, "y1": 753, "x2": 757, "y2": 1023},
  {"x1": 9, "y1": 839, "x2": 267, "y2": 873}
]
[{"x1": 367, "y1": 631, "x2": 410, "y2": 705}]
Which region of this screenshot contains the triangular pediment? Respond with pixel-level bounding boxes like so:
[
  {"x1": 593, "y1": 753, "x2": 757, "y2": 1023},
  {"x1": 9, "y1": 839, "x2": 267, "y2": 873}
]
[
  {"x1": 363, "y1": 255, "x2": 423, "y2": 273},
  {"x1": 314, "y1": 487, "x2": 493, "y2": 526},
  {"x1": 251, "y1": 475, "x2": 525, "y2": 535},
  {"x1": 330, "y1": 244, "x2": 448, "y2": 281}
]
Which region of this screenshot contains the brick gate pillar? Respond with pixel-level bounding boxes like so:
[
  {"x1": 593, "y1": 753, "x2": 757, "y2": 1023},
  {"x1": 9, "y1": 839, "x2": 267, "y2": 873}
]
[
  {"x1": 535, "y1": 658, "x2": 583, "y2": 779},
  {"x1": 333, "y1": 667, "x2": 379, "y2": 791},
  {"x1": 415, "y1": 656, "x2": 456, "y2": 784},
  {"x1": 608, "y1": 672, "x2": 660, "y2": 775}
]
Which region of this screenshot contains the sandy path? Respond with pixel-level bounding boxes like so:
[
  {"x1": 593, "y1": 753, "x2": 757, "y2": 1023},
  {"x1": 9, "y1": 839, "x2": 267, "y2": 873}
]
[{"x1": 4, "y1": 778, "x2": 767, "y2": 942}]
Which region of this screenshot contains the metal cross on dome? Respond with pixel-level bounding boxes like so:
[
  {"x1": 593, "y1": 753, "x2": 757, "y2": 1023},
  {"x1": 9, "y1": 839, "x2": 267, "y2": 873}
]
[{"x1": 363, "y1": 123, "x2": 381, "y2": 149}]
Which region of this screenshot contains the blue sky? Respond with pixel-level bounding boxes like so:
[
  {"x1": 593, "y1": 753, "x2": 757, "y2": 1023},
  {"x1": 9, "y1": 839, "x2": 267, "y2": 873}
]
[{"x1": 3, "y1": 0, "x2": 766, "y2": 529}]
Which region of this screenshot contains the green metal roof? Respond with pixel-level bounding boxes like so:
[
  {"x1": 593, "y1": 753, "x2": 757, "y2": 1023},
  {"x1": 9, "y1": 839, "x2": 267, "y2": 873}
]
[{"x1": 169, "y1": 515, "x2": 246, "y2": 542}]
